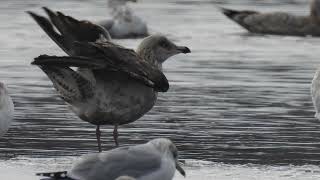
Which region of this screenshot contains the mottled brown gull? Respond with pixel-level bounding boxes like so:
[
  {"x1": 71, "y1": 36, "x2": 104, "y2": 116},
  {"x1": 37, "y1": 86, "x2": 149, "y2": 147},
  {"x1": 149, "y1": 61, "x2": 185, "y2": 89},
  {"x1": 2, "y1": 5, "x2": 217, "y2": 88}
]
[
  {"x1": 28, "y1": 8, "x2": 190, "y2": 152},
  {"x1": 221, "y1": 0, "x2": 320, "y2": 36},
  {"x1": 36, "y1": 138, "x2": 186, "y2": 180}
]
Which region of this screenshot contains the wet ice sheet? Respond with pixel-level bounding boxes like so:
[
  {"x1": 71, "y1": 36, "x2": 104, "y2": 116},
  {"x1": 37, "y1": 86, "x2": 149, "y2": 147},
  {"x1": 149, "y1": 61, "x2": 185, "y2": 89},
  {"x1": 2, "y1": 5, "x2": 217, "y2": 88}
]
[{"x1": 1, "y1": 0, "x2": 320, "y2": 178}]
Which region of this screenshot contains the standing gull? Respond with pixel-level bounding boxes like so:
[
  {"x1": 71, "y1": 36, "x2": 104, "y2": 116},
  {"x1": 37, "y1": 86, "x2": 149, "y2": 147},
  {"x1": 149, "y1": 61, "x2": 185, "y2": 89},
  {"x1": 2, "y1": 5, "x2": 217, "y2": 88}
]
[
  {"x1": 99, "y1": 0, "x2": 149, "y2": 38},
  {"x1": 28, "y1": 8, "x2": 190, "y2": 152},
  {"x1": 221, "y1": 0, "x2": 320, "y2": 36},
  {"x1": 36, "y1": 138, "x2": 186, "y2": 180},
  {"x1": 0, "y1": 82, "x2": 14, "y2": 137}
]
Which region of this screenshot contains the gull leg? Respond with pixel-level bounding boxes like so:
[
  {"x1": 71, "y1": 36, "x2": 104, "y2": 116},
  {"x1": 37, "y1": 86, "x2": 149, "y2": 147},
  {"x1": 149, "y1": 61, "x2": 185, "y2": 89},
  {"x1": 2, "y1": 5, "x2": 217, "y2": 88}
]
[
  {"x1": 96, "y1": 125, "x2": 102, "y2": 152},
  {"x1": 113, "y1": 124, "x2": 119, "y2": 147}
]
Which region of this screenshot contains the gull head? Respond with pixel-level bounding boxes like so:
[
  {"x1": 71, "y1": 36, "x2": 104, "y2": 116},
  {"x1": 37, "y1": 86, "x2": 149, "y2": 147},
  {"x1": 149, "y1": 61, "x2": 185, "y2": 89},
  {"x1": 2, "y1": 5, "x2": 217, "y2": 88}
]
[
  {"x1": 114, "y1": 6, "x2": 134, "y2": 22},
  {"x1": 149, "y1": 138, "x2": 186, "y2": 177},
  {"x1": 137, "y1": 35, "x2": 191, "y2": 67}
]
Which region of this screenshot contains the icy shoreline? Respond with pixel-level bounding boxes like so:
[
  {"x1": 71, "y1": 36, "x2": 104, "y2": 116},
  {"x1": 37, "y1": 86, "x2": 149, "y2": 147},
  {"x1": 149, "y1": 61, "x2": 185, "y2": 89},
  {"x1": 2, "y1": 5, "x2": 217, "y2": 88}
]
[{"x1": 1, "y1": 158, "x2": 320, "y2": 180}]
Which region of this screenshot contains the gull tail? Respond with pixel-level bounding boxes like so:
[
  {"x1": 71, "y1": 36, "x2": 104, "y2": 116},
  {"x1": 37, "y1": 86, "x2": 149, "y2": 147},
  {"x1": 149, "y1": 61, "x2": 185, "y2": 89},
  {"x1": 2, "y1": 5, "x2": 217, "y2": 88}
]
[
  {"x1": 221, "y1": 8, "x2": 242, "y2": 19},
  {"x1": 36, "y1": 171, "x2": 74, "y2": 180},
  {"x1": 220, "y1": 7, "x2": 258, "y2": 32},
  {"x1": 32, "y1": 55, "x2": 106, "y2": 69},
  {"x1": 221, "y1": 7, "x2": 257, "y2": 20}
]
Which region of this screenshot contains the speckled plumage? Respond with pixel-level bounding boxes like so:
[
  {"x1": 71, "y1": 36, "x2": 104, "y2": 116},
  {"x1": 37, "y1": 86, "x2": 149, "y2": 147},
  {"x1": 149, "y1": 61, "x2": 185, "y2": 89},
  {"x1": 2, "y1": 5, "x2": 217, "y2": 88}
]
[
  {"x1": 70, "y1": 70, "x2": 157, "y2": 126},
  {"x1": 29, "y1": 8, "x2": 190, "y2": 151}
]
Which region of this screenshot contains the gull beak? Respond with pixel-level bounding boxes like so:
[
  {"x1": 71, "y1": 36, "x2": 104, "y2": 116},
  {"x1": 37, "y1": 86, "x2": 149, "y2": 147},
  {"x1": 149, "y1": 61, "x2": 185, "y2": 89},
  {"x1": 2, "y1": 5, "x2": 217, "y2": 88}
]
[
  {"x1": 176, "y1": 161, "x2": 186, "y2": 177},
  {"x1": 177, "y1": 46, "x2": 191, "y2": 54}
]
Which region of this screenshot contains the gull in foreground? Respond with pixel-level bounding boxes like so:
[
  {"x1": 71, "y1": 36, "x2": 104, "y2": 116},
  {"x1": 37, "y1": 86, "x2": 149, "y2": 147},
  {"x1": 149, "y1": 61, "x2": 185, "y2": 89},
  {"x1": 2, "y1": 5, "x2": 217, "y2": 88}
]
[
  {"x1": 0, "y1": 82, "x2": 14, "y2": 137},
  {"x1": 36, "y1": 138, "x2": 186, "y2": 180},
  {"x1": 221, "y1": 0, "x2": 320, "y2": 37},
  {"x1": 28, "y1": 8, "x2": 190, "y2": 152},
  {"x1": 99, "y1": 0, "x2": 149, "y2": 38}
]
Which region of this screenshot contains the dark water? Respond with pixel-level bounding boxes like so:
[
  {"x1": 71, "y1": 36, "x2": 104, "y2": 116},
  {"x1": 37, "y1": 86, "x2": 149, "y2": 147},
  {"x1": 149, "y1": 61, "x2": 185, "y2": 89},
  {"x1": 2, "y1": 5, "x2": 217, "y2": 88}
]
[{"x1": 0, "y1": 0, "x2": 320, "y2": 166}]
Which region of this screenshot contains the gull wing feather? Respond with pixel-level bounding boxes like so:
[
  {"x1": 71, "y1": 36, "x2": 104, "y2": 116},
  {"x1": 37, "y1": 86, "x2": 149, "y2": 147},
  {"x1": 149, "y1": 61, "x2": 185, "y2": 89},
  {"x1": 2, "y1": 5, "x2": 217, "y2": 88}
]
[
  {"x1": 27, "y1": 11, "x2": 69, "y2": 54},
  {"x1": 28, "y1": 7, "x2": 110, "y2": 56},
  {"x1": 74, "y1": 41, "x2": 169, "y2": 92},
  {"x1": 32, "y1": 55, "x2": 106, "y2": 69},
  {"x1": 34, "y1": 56, "x2": 95, "y2": 103},
  {"x1": 29, "y1": 7, "x2": 168, "y2": 91}
]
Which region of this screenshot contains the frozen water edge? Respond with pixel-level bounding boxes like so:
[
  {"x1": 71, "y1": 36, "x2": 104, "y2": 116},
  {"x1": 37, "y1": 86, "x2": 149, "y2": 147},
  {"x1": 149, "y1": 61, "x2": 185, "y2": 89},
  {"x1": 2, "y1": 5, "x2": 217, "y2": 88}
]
[{"x1": 1, "y1": 158, "x2": 320, "y2": 180}]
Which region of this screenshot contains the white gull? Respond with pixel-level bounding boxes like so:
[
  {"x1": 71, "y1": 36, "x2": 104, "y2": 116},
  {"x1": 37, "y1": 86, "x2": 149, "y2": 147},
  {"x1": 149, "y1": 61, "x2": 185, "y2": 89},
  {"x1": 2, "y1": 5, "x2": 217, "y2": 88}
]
[
  {"x1": 99, "y1": 0, "x2": 149, "y2": 39},
  {"x1": 36, "y1": 138, "x2": 186, "y2": 180}
]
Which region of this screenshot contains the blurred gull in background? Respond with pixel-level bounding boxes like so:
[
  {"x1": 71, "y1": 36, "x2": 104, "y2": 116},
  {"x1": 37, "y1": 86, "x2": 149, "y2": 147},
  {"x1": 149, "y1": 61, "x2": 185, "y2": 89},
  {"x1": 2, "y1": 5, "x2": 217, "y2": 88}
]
[
  {"x1": 36, "y1": 138, "x2": 186, "y2": 180},
  {"x1": 0, "y1": 82, "x2": 14, "y2": 137},
  {"x1": 221, "y1": 0, "x2": 320, "y2": 36},
  {"x1": 28, "y1": 8, "x2": 190, "y2": 152},
  {"x1": 99, "y1": 0, "x2": 149, "y2": 39},
  {"x1": 311, "y1": 69, "x2": 320, "y2": 120}
]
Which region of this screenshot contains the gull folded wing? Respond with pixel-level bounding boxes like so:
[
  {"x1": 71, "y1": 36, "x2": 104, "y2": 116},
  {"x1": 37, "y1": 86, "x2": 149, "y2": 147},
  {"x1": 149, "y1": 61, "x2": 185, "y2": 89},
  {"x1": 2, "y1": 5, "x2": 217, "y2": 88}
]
[{"x1": 74, "y1": 42, "x2": 169, "y2": 92}]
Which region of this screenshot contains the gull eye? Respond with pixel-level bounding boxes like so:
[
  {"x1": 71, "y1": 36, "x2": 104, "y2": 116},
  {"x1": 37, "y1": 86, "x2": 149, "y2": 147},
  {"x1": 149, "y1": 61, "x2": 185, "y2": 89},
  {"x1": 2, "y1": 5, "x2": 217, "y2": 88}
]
[{"x1": 160, "y1": 40, "x2": 170, "y2": 49}]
